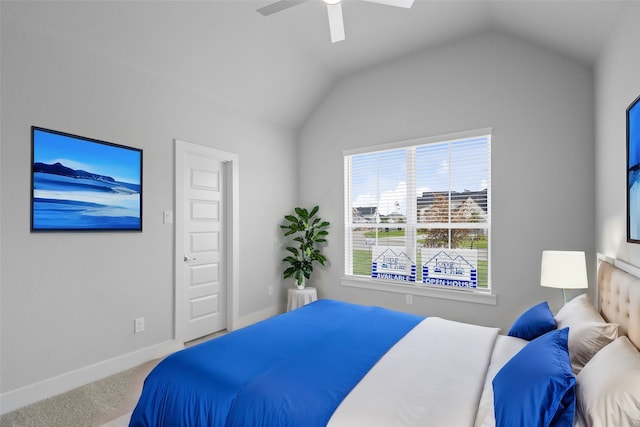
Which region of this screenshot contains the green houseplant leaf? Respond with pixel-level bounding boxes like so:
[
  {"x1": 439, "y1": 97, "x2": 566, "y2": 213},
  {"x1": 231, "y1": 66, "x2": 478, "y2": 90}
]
[{"x1": 280, "y1": 205, "x2": 330, "y2": 288}]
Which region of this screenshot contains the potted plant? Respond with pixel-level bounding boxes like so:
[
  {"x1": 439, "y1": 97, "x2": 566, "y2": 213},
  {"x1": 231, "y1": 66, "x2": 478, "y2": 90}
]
[{"x1": 281, "y1": 206, "x2": 330, "y2": 289}]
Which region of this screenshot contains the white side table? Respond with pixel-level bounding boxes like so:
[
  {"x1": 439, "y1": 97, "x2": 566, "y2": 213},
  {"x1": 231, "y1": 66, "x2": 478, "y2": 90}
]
[{"x1": 287, "y1": 287, "x2": 318, "y2": 311}]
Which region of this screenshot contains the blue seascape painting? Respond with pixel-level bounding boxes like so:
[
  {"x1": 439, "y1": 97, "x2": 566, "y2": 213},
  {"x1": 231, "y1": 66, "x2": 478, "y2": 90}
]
[
  {"x1": 31, "y1": 127, "x2": 142, "y2": 231},
  {"x1": 629, "y1": 98, "x2": 640, "y2": 241}
]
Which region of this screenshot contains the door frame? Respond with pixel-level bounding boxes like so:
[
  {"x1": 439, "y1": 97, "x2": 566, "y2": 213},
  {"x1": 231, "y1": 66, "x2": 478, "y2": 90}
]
[{"x1": 174, "y1": 139, "x2": 239, "y2": 343}]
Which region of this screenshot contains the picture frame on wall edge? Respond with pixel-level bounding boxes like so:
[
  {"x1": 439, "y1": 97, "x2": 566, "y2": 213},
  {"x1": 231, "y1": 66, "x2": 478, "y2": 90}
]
[{"x1": 627, "y1": 94, "x2": 640, "y2": 243}]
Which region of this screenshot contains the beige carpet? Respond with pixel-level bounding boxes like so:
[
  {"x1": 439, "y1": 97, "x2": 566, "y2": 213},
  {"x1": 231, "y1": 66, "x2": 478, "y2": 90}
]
[
  {"x1": 0, "y1": 359, "x2": 156, "y2": 427},
  {"x1": 99, "y1": 413, "x2": 131, "y2": 427},
  {"x1": 0, "y1": 332, "x2": 223, "y2": 427}
]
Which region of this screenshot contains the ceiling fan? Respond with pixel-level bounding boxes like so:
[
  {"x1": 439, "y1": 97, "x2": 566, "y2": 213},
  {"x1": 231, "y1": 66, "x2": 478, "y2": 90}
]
[{"x1": 257, "y1": 0, "x2": 415, "y2": 43}]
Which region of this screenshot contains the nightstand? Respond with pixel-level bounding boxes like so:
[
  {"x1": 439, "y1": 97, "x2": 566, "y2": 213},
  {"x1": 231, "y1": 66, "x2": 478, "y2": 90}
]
[{"x1": 287, "y1": 287, "x2": 318, "y2": 311}]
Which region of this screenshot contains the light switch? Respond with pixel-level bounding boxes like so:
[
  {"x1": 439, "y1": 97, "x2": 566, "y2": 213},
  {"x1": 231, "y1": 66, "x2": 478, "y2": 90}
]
[{"x1": 163, "y1": 211, "x2": 173, "y2": 224}]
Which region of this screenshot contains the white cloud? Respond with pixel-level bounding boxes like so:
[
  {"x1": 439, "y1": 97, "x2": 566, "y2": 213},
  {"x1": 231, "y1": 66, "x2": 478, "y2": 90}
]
[{"x1": 354, "y1": 182, "x2": 422, "y2": 215}]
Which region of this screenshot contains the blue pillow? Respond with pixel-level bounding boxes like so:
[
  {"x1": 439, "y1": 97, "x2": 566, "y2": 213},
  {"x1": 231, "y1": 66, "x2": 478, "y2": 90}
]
[
  {"x1": 493, "y1": 328, "x2": 576, "y2": 427},
  {"x1": 508, "y1": 301, "x2": 556, "y2": 341}
]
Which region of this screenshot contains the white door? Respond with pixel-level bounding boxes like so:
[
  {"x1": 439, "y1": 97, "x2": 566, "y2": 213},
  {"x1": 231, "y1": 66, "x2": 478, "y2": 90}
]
[
  {"x1": 181, "y1": 152, "x2": 226, "y2": 342},
  {"x1": 175, "y1": 140, "x2": 239, "y2": 343}
]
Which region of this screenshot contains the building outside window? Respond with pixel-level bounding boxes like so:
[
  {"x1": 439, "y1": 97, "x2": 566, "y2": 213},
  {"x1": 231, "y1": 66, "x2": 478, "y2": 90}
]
[{"x1": 344, "y1": 128, "x2": 491, "y2": 292}]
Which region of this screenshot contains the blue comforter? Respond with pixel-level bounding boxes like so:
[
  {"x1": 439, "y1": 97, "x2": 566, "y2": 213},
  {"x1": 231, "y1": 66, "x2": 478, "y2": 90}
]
[{"x1": 129, "y1": 299, "x2": 423, "y2": 427}]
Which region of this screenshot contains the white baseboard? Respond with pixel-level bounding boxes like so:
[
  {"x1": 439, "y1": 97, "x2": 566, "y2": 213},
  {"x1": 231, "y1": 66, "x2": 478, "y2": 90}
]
[
  {"x1": 235, "y1": 304, "x2": 285, "y2": 330},
  {"x1": 0, "y1": 339, "x2": 183, "y2": 416}
]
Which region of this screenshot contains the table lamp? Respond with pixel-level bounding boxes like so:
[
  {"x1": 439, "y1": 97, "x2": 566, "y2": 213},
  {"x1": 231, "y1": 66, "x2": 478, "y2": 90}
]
[{"x1": 540, "y1": 250, "x2": 588, "y2": 305}]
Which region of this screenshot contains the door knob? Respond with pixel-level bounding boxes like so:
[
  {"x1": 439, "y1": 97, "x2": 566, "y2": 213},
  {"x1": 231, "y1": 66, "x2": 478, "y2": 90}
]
[{"x1": 184, "y1": 255, "x2": 197, "y2": 262}]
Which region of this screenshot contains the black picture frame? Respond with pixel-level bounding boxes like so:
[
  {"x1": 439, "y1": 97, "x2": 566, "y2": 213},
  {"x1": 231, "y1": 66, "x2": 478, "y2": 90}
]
[
  {"x1": 627, "y1": 95, "x2": 640, "y2": 242},
  {"x1": 31, "y1": 126, "x2": 143, "y2": 231}
]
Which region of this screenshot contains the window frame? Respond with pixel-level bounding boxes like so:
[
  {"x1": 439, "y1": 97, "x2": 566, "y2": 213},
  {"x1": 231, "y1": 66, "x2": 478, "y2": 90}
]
[{"x1": 342, "y1": 128, "x2": 496, "y2": 305}]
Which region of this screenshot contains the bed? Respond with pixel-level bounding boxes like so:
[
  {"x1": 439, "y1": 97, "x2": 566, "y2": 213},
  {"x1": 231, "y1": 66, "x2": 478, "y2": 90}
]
[{"x1": 129, "y1": 258, "x2": 640, "y2": 427}]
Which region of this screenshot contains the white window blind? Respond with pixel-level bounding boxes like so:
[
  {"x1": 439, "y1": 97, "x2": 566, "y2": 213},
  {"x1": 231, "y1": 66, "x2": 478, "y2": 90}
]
[{"x1": 344, "y1": 129, "x2": 491, "y2": 290}]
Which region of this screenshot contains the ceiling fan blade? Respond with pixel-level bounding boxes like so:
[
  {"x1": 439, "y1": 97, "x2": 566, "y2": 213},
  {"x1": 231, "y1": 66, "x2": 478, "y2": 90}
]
[
  {"x1": 257, "y1": 0, "x2": 308, "y2": 16},
  {"x1": 363, "y1": 0, "x2": 415, "y2": 8},
  {"x1": 327, "y1": 3, "x2": 345, "y2": 43}
]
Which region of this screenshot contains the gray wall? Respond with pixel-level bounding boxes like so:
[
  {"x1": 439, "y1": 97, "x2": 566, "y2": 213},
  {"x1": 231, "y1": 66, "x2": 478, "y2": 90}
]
[
  {"x1": 0, "y1": 11, "x2": 296, "y2": 394},
  {"x1": 298, "y1": 30, "x2": 595, "y2": 332},
  {"x1": 596, "y1": 3, "x2": 640, "y2": 265}
]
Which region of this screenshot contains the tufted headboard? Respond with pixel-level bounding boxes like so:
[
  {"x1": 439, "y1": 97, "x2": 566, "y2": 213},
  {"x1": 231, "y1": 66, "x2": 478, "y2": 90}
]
[{"x1": 597, "y1": 259, "x2": 640, "y2": 351}]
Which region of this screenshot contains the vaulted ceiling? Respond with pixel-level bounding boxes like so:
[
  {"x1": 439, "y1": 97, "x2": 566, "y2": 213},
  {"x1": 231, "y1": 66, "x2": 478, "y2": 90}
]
[{"x1": 4, "y1": 0, "x2": 625, "y2": 130}]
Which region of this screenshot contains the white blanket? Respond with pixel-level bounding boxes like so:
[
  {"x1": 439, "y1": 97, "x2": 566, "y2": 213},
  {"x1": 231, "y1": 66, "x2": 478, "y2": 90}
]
[
  {"x1": 328, "y1": 317, "x2": 499, "y2": 427},
  {"x1": 473, "y1": 335, "x2": 528, "y2": 427}
]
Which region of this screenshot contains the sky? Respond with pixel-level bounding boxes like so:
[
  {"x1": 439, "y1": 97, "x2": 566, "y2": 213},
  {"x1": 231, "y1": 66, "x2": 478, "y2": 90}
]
[
  {"x1": 33, "y1": 128, "x2": 141, "y2": 184},
  {"x1": 350, "y1": 136, "x2": 489, "y2": 215}
]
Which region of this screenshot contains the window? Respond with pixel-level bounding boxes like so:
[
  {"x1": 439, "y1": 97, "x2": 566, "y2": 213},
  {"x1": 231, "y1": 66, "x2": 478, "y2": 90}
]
[{"x1": 344, "y1": 128, "x2": 491, "y2": 295}]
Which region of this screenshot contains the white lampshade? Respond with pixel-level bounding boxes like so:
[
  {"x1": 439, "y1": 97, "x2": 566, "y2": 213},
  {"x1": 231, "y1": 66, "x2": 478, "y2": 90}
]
[
  {"x1": 540, "y1": 251, "x2": 588, "y2": 305},
  {"x1": 540, "y1": 250, "x2": 588, "y2": 290}
]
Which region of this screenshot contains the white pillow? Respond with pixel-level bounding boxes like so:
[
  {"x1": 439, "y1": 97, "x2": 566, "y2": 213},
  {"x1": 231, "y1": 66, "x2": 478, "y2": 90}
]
[
  {"x1": 576, "y1": 336, "x2": 640, "y2": 427},
  {"x1": 555, "y1": 293, "x2": 607, "y2": 324},
  {"x1": 555, "y1": 294, "x2": 619, "y2": 374}
]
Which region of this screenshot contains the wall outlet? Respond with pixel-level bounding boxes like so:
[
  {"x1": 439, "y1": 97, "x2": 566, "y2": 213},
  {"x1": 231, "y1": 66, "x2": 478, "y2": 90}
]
[
  {"x1": 163, "y1": 211, "x2": 173, "y2": 224},
  {"x1": 405, "y1": 294, "x2": 413, "y2": 305},
  {"x1": 268, "y1": 286, "x2": 274, "y2": 296},
  {"x1": 134, "y1": 317, "x2": 145, "y2": 334}
]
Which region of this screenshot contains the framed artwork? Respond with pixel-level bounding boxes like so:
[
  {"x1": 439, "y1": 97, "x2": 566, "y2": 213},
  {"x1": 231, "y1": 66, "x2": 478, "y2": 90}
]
[
  {"x1": 31, "y1": 127, "x2": 143, "y2": 231},
  {"x1": 628, "y1": 95, "x2": 640, "y2": 242}
]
